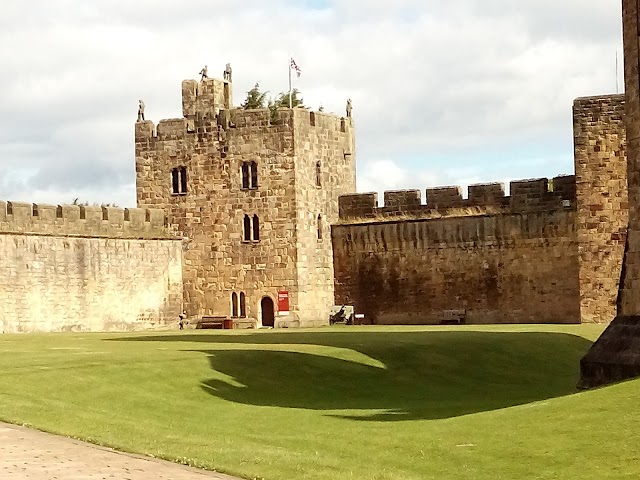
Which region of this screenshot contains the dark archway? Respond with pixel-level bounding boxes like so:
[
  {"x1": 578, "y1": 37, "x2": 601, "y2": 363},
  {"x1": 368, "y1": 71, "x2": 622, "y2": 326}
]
[{"x1": 261, "y1": 297, "x2": 275, "y2": 327}]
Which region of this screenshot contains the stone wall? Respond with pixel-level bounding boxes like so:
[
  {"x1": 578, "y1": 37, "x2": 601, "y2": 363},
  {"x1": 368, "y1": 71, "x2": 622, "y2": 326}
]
[
  {"x1": 293, "y1": 110, "x2": 356, "y2": 326},
  {"x1": 0, "y1": 201, "x2": 183, "y2": 333},
  {"x1": 136, "y1": 106, "x2": 300, "y2": 322},
  {"x1": 574, "y1": 95, "x2": 628, "y2": 323},
  {"x1": 332, "y1": 179, "x2": 580, "y2": 325},
  {"x1": 338, "y1": 176, "x2": 576, "y2": 221}
]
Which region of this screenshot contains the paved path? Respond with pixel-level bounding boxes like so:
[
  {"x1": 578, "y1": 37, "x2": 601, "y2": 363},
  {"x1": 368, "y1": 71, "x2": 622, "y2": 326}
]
[{"x1": 0, "y1": 422, "x2": 241, "y2": 480}]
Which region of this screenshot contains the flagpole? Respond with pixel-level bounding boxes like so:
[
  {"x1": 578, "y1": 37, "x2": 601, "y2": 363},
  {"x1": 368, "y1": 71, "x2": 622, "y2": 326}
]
[{"x1": 288, "y1": 54, "x2": 292, "y2": 108}]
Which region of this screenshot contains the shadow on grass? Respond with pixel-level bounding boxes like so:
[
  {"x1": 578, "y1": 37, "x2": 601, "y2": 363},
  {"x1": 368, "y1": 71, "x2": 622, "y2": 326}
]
[{"x1": 113, "y1": 330, "x2": 592, "y2": 421}]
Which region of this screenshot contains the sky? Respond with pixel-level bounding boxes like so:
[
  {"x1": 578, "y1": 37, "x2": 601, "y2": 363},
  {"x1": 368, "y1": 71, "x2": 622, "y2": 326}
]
[{"x1": 0, "y1": 0, "x2": 623, "y2": 208}]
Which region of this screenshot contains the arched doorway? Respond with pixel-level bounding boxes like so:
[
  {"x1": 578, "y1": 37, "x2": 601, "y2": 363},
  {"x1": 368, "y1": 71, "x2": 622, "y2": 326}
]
[{"x1": 261, "y1": 296, "x2": 275, "y2": 327}]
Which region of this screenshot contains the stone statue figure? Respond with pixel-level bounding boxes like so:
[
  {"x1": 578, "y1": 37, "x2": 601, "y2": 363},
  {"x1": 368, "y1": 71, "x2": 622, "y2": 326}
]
[
  {"x1": 137, "y1": 100, "x2": 145, "y2": 122},
  {"x1": 199, "y1": 65, "x2": 208, "y2": 81},
  {"x1": 224, "y1": 63, "x2": 232, "y2": 82},
  {"x1": 346, "y1": 98, "x2": 352, "y2": 118}
]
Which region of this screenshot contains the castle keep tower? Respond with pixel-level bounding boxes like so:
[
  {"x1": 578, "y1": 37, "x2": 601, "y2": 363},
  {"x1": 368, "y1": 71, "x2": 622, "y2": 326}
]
[{"x1": 135, "y1": 68, "x2": 356, "y2": 327}]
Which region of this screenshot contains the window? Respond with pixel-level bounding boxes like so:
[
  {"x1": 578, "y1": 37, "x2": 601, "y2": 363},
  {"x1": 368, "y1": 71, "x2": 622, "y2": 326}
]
[
  {"x1": 231, "y1": 292, "x2": 238, "y2": 318},
  {"x1": 241, "y1": 161, "x2": 258, "y2": 189},
  {"x1": 243, "y1": 214, "x2": 261, "y2": 242},
  {"x1": 171, "y1": 167, "x2": 187, "y2": 195},
  {"x1": 240, "y1": 292, "x2": 246, "y2": 318},
  {"x1": 243, "y1": 215, "x2": 252, "y2": 242},
  {"x1": 315, "y1": 161, "x2": 322, "y2": 187},
  {"x1": 250, "y1": 162, "x2": 258, "y2": 188},
  {"x1": 253, "y1": 215, "x2": 260, "y2": 241},
  {"x1": 241, "y1": 163, "x2": 250, "y2": 189},
  {"x1": 317, "y1": 214, "x2": 323, "y2": 240}
]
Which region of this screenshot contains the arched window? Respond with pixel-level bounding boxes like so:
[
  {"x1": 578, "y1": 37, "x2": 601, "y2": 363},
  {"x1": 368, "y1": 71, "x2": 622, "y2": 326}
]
[
  {"x1": 231, "y1": 292, "x2": 238, "y2": 318},
  {"x1": 240, "y1": 292, "x2": 246, "y2": 318},
  {"x1": 241, "y1": 162, "x2": 250, "y2": 189},
  {"x1": 243, "y1": 215, "x2": 252, "y2": 242},
  {"x1": 317, "y1": 214, "x2": 323, "y2": 240},
  {"x1": 315, "y1": 161, "x2": 322, "y2": 187},
  {"x1": 253, "y1": 215, "x2": 260, "y2": 241},
  {"x1": 250, "y1": 161, "x2": 258, "y2": 189}
]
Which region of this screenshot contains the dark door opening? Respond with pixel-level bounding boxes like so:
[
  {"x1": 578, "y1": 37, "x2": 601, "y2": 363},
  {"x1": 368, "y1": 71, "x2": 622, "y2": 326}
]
[{"x1": 261, "y1": 296, "x2": 275, "y2": 327}]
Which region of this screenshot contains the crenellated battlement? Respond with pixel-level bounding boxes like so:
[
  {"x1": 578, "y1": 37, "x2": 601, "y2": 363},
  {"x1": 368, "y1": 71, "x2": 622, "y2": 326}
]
[
  {"x1": 135, "y1": 107, "x2": 352, "y2": 146},
  {"x1": 0, "y1": 201, "x2": 174, "y2": 239},
  {"x1": 338, "y1": 175, "x2": 576, "y2": 221}
]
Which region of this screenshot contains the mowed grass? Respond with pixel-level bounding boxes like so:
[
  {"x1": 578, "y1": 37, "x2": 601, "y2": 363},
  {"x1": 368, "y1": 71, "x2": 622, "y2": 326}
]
[{"x1": 1, "y1": 324, "x2": 639, "y2": 479}]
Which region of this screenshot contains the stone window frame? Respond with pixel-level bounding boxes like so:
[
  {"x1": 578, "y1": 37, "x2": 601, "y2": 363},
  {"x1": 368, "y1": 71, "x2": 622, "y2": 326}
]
[
  {"x1": 171, "y1": 166, "x2": 188, "y2": 195},
  {"x1": 242, "y1": 214, "x2": 261, "y2": 243},
  {"x1": 317, "y1": 214, "x2": 323, "y2": 241},
  {"x1": 241, "y1": 161, "x2": 259, "y2": 190}
]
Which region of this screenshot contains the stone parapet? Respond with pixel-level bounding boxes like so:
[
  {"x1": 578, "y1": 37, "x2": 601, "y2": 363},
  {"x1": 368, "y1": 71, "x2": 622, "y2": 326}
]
[
  {"x1": 338, "y1": 175, "x2": 576, "y2": 221},
  {"x1": 0, "y1": 201, "x2": 173, "y2": 239}
]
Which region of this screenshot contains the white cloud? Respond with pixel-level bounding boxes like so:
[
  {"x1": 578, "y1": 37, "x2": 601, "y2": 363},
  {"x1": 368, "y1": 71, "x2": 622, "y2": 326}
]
[{"x1": 0, "y1": 0, "x2": 623, "y2": 207}]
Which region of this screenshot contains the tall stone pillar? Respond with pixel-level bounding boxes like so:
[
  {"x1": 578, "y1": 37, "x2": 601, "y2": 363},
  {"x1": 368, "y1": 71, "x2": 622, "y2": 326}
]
[
  {"x1": 620, "y1": 0, "x2": 640, "y2": 313},
  {"x1": 579, "y1": 0, "x2": 640, "y2": 388}
]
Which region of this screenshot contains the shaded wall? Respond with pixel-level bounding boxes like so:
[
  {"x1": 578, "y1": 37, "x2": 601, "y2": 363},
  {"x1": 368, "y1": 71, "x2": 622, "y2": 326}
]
[{"x1": 332, "y1": 179, "x2": 580, "y2": 325}]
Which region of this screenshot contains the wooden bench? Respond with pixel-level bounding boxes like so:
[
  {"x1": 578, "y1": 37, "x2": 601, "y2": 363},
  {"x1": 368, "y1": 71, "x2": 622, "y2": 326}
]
[
  {"x1": 196, "y1": 316, "x2": 226, "y2": 329},
  {"x1": 440, "y1": 309, "x2": 467, "y2": 325}
]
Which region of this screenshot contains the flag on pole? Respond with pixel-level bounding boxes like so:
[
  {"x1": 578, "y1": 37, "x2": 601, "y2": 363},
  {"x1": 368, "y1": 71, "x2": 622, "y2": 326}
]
[{"x1": 290, "y1": 58, "x2": 301, "y2": 78}]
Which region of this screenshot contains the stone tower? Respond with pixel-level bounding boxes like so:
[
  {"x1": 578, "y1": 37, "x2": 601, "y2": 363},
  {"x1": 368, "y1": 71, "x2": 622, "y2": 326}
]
[
  {"x1": 579, "y1": 0, "x2": 640, "y2": 387},
  {"x1": 135, "y1": 67, "x2": 356, "y2": 327}
]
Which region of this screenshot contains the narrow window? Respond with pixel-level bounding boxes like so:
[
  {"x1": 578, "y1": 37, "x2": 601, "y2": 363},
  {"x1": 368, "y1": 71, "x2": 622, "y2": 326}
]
[
  {"x1": 250, "y1": 161, "x2": 258, "y2": 189},
  {"x1": 243, "y1": 215, "x2": 252, "y2": 242},
  {"x1": 317, "y1": 214, "x2": 323, "y2": 240},
  {"x1": 315, "y1": 161, "x2": 322, "y2": 187},
  {"x1": 253, "y1": 215, "x2": 260, "y2": 241},
  {"x1": 310, "y1": 111, "x2": 316, "y2": 126},
  {"x1": 172, "y1": 167, "x2": 188, "y2": 194},
  {"x1": 124, "y1": 209, "x2": 130, "y2": 221},
  {"x1": 231, "y1": 292, "x2": 238, "y2": 318},
  {"x1": 102, "y1": 207, "x2": 108, "y2": 221},
  {"x1": 32, "y1": 204, "x2": 39, "y2": 217},
  {"x1": 172, "y1": 168, "x2": 180, "y2": 194},
  {"x1": 56, "y1": 206, "x2": 63, "y2": 218},
  {"x1": 145, "y1": 209, "x2": 151, "y2": 222},
  {"x1": 79, "y1": 206, "x2": 86, "y2": 220},
  {"x1": 240, "y1": 292, "x2": 246, "y2": 318},
  {"x1": 6, "y1": 201, "x2": 13, "y2": 215},
  {"x1": 180, "y1": 167, "x2": 188, "y2": 194},
  {"x1": 241, "y1": 162, "x2": 250, "y2": 189}
]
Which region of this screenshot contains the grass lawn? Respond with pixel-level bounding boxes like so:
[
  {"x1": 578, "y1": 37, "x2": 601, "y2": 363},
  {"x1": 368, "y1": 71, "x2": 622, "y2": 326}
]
[{"x1": 1, "y1": 324, "x2": 639, "y2": 479}]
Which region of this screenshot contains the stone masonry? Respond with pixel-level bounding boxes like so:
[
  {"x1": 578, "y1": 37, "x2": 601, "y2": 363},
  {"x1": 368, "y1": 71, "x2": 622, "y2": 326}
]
[
  {"x1": 574, "y1": 95, "x2": 628, "y2": 323},
  {"x1": 333, "y1": 179, "x2": 581, "y2": 325},
  {"x1": 334, "y1": 91, "x2": 631, "y2": 325},
  {"x1": 136, "y1": 73, "x2": 355, "y2": 327},
  {"x1": 0, "y1": 201, "x2": 183, "y2": 333},
  {"x1": 578, "y1": 0, "x2": 640, "y2": 388}
]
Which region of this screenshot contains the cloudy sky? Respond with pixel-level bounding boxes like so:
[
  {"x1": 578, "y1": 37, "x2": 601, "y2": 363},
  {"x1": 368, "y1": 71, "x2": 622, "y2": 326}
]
[{"x1": 0, "y1": 0, "x2": 623, "y2": 207}]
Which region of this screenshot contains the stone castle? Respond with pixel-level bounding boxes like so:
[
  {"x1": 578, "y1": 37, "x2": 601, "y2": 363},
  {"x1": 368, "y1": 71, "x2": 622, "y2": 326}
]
[{"x1": 0, "y1": 67, "x2": 630, "y2": 332}]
